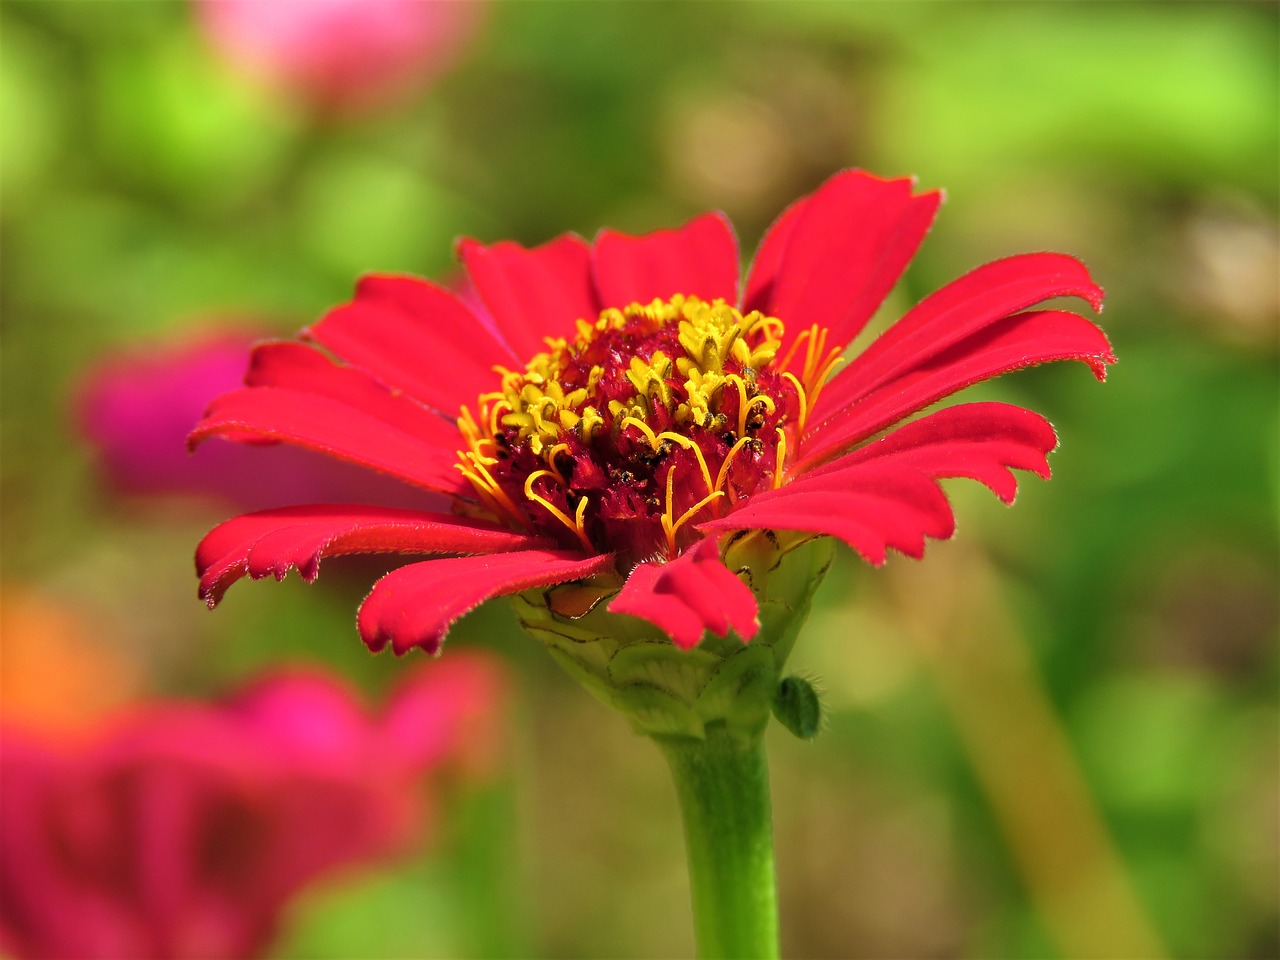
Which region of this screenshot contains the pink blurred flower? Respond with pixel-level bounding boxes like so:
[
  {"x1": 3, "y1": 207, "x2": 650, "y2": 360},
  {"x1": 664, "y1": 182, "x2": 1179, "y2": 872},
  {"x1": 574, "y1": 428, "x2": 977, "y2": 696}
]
[
  {"x1": 76, "y1": 328, "x2": 428, "y2": 512},
  {"x1": 0, "y1": 653, "x2": 508, "y2": 960},
  {"x1": 198, "y1": 0, "x2": 487, "y2": 117}
]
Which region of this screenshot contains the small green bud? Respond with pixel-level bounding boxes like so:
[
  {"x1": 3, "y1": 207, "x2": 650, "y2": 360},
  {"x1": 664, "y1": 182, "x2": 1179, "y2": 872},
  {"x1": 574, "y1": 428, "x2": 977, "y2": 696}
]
[{"x1": 772, "y1": 675, "x2": 822, "y2": 740}]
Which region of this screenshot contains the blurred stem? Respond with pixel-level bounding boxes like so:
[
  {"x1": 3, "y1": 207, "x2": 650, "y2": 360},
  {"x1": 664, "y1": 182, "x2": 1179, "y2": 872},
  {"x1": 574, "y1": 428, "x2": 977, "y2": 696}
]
[{"x1": 656, "y1": 729, "x2": 779, "y2": 960}]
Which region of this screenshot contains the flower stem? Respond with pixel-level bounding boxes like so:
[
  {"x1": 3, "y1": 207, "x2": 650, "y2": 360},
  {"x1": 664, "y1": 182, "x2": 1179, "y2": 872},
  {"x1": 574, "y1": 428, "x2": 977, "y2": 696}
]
[{"x1": 656, "y1": 728, "x2": 779, "y2": 959}]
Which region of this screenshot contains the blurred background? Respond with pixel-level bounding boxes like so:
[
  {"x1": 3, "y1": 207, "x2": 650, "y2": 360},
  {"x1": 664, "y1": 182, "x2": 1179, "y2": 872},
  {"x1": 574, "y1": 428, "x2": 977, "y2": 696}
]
[{"x1": 1, "y1": 1, "x2": 1276, "y2": 957}]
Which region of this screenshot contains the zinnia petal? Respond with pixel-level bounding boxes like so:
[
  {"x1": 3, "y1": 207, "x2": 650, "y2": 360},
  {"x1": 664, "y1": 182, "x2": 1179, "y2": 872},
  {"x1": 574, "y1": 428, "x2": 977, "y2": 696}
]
[
  {"x1": 813, "y1": 401, "x2": 1057, "y2": 504},
  {"x1": 457, "y1": 233, "x2": 598, "y2": 359},
  {"x1": 812, "y1": 252, "x2": 1105, "y2": 421},
  {"x1": 796, "y1": 309, "x2": 1114, "y2": 471},
  {"x1": 244, "y1": 341, "x2": 461, "y2": 442},
  {"x1": 702, "y1": 470, "x2": 954, "y2": 565},
  {"x1": 358, "y1": 550, "x2": 616, "y2": 655},
  {"x1": 609, "y1": 538, "x2": 759, "y2": 650},
  {"x1": 592, "y1": 212, "x2": 740, "y2": 308},
  {"x1": 196, "y1": 506, "x2": 537, "y2": 607},
  {"x1": 304, "y1": 275, "x2": 519, "y2": 413},
  {"x1": 743, "y1": 169, "x2": 942, "y2": 358},
  {"x1": 190, "y1": 386, "x2": 465, "y2": 494}
]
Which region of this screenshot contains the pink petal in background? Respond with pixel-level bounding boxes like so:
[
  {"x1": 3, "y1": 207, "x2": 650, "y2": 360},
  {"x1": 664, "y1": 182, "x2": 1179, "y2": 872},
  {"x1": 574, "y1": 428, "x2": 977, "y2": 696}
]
[{"x1": 198, "y1": 0, "x2": 488, "y2": 117}]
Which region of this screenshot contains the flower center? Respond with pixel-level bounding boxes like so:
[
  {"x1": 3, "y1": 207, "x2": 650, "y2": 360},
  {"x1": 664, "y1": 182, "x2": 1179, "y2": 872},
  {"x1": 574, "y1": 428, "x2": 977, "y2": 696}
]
[{"x1": 456, "y1": 295, "x2": 839, "y2": 567}]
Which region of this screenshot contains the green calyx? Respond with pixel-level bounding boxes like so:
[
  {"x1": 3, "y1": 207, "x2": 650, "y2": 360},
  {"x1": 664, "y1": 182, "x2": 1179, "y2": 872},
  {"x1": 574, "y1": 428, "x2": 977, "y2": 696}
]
[{"x1": 511, "y1": 532, "x2": 834, "y2": 741}]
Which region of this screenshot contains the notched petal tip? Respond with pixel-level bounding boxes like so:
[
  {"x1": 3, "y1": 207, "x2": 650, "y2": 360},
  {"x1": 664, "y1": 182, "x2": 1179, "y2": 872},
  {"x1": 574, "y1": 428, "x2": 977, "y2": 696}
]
[
  {"x1": 1088, "y1": 348, "x2": 1118, "y2": 381},
  {"x1": 610, "y1": 538, "x2": 760, "y2": 649}
]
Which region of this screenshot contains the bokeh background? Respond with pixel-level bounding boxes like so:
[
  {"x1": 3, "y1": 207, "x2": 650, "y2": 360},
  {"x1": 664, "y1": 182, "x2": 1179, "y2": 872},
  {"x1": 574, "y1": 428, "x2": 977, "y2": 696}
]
[{"x1": 2, "y1": 1, "x2": 1277, "y2": 957}]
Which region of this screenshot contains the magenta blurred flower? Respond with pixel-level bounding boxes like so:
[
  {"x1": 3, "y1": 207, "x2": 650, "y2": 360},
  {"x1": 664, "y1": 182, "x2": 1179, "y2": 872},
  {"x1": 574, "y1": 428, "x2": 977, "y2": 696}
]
[
  {"x1": 0, "y1": 653, "x2": 508, "y2": 960},
  {"x1": 198, "y1": 0, "x2": 486, "y2": 117},
  {"x1": 76, "y1": 328, "x2": 425, "y2": 511}
]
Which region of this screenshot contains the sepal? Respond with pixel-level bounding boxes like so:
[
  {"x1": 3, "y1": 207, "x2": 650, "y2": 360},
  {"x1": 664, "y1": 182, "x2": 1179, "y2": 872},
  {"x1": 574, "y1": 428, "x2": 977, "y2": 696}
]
[{"x1": 512, "y1": 533, "x2": 834, "y2": 740}]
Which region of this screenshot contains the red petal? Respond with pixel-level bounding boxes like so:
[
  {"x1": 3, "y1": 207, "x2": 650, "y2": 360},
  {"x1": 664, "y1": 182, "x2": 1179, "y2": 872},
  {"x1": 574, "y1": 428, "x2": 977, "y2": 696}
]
[
  {"x1": 702, "y1": 470, "x2": 954, "y2": 565},
  {"x1": 592, "y1": 212, "x2": 740, "y2": 308},
  {"x1": 358, "y1": 550, "x2": 616, "y2": 655},
  {"x1": 812, "y1": 402, "x2": 1057, "y2": 504},
  {"x1": 457, "y1": 233, "x2": 598, "y2": 360},
  {"x1": 245, "y1": 341, "x2": 459, "y2": 442},
  {"x1": 196, "y1": 506, "x2": 540, "y2": 606},
  {"x1": 797, "y1": 309, "x2": 1115, "y2": 471},
  {"x1": 608, "y1": 538, "x2": 758, "y2": 650},
  {"x1": 740, "y1": 189, "x2": 808, "y2": 310},
  {"x1": 304, "y1": 275, "x2": 517, "y2": 413},
  {"x1": 190, "y1": 386, "x2": 465, "y2": 494},
  {"x1": 743, "y1": 170, "x2": 942, "y2": 357},
  {"x1": 814, "y1": 253, "x2": 1105, "y2": 421}
]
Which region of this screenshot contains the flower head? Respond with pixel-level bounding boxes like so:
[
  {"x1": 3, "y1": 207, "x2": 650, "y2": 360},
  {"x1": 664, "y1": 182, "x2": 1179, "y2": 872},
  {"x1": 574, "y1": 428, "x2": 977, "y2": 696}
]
[
  {"x1": 0, "y1": 654, "x2": 507, "y2": 960},
  {"x1": 192, "y1": 170, "x2": 1111, "y2": 665}
]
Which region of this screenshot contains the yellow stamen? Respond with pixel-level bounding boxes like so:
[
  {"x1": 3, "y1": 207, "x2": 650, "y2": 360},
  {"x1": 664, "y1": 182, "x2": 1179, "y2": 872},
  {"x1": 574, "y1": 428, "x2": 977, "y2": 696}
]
[
  {"x1": 487, "y1": 398, "x2": 513, "y2": 435},
  {"x1": 726, "y1": 374, "x2": 750, "y2": 437},
  {"x1": 663, "y1": 490, "x2": 726, "y2": 555},
  {"x1": 778, "y1": 326, "x2": 813, "y2": 374},
  {"x1": 806, "y1": 351, "x2": 845, "y2": 411},
  {"x1": 715, "y1": 435, "x2": 752, "y2": 493},
  {"x1": 457, "y1": 454, "x2": 527, "y2": 528},
  {"x1": 772, "y1": 427, "x2": 787, "y2": 488},
  {"x1": 804, "y1": 325, "x2": 826, "y2": 385},
  {"x1": 744, "y1": 393, "x2": 776, "y2": 424},
  {"x1": 621, "y1": 416, "x2": 660, "y2": 450},
  {"x1": 545, "y1": 442, "x2": 572, "y2": 483},
  {"x1": 781, "y1": 371, "x2": 808, "y2": 433},
  {"x1": 657, "y1": 431, "x2": 715, "y2": 497},
  {"x1": 523, "y1": 470, "x2": 593, "y2": 551}
]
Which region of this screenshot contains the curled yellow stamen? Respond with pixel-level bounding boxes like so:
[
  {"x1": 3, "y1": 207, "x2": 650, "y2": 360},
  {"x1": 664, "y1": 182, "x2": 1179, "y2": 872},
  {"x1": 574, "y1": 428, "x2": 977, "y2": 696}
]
[
  {"x1": 487, "y1": 398, "x2": 513, "y2": 435},
  {"x1": 457, "y1": 453, "x2": 527, "y2": 528},
  {"x1": 545, "y1": 442, "x2": 572, "y2": 483},
  {"x1": 744, "y1": 393, "x2": 775, "y2": 423},
  {"x1": 753, "y1": 315, "x2": 785, "y2": 341},
  {"x1": 523, "y1": 470, "x2": 593, "y2": 551},
  {"x1": 781, "y1": 371, "x2": 808, "y2": 433},
  {"x1": 726, "y1": 375, "x2": 750, "y2": 437},
  {"x1": 715, "y1": 435, "x2": 752, "y2": 493},
  {"x1": 620, "y1": 416, "x2": 660, "y2": 450},
  {"x1": 662, "y1": 490, "x2": 726, "y2": 555},
  {"x1": 657, "y1": 431, "x2": 715, "y2": 497},
  {"x1": 778, "y1": 326, "x2": 814, "y2": 374},
  {"x1": 806, "y1": 352, "x2": 844, "y2": 410}
]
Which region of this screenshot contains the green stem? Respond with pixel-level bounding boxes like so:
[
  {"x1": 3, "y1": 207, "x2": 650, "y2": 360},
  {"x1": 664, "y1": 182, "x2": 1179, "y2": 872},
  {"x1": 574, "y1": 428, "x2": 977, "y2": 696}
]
[{"x1": 656, "y1": 728, "x2": 780, "y2": 960}]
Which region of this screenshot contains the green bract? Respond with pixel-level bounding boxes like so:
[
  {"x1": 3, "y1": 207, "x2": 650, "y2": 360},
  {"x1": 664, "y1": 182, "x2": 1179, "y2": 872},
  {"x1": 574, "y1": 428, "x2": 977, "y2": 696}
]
[{"x1": 512, "y1": 532, "x2": 834, "y2": 741}]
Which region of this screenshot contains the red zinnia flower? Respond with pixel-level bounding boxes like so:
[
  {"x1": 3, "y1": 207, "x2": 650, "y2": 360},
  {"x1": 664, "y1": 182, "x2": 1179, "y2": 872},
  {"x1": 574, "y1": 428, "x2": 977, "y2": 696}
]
[{"x1": 192, "y1": 170, "x2": 1111, "y2": 655}]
